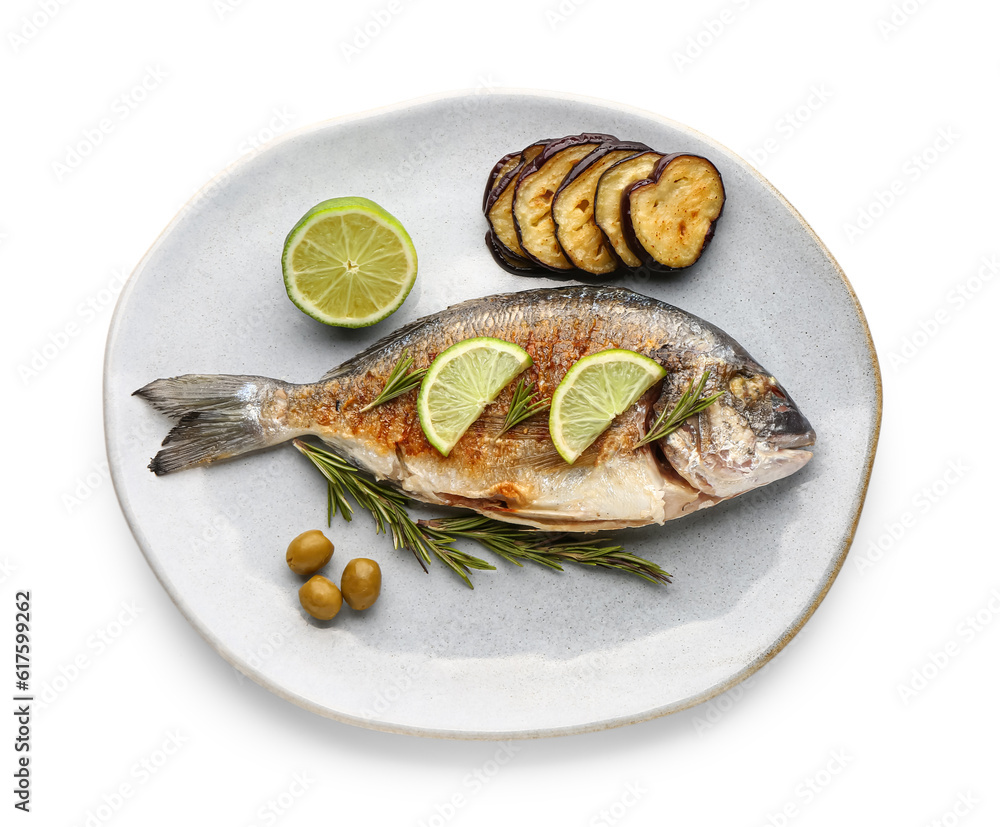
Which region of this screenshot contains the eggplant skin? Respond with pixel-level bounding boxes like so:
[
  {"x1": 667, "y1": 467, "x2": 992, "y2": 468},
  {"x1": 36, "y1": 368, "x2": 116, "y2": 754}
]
[
  {"x1": 621, "y1": 153, "x2": 725, "y2": 271},
  {"x1": 483, "y1": 151, "x2": 521, "y2": 213},
  {"x1": 485, "y1": 229, "x2": 546, "y2": 276},
  {"x1": 552, "y1": 142, "x2": 650, "y2": 275},
  {"x1": 593, "y1": 150, "x2": 662, "y2": 269},
  {"x1": 512, "y1": 134, "x2": 618, "y2": 271},
  {"x1": 485, "y1": 140, "x2": 552, "y2": 260}
]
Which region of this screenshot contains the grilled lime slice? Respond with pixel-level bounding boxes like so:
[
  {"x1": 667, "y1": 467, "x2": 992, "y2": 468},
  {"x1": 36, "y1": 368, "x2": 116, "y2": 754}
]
[
  {"x1": 549, "y1": 349, "x2": 667, "y2": 464},
  {"x1": 282, "y1": 196, "x2": 417, "y2": 327},
  {"x1": 417, "y1": 338, "x2": 532, "y2": 456}
]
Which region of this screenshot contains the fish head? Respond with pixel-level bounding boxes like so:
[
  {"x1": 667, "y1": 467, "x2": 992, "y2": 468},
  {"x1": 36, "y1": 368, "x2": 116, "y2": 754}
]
[{"x1": 658, "y1": 366, "x2": 816, "y2": 501}]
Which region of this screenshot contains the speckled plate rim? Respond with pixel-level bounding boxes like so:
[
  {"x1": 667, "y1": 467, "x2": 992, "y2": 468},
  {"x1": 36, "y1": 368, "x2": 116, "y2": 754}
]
[{"x1": 104, "y1": 88, "x2": 882, "y2": 740}]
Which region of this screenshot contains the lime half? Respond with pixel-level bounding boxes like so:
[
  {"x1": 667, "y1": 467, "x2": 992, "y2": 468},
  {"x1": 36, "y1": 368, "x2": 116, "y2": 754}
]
[
  {"x1": 418, "y1": 338, "x2": 532, "y2": 456},
  {"x1": 282, "y1": 196, "x2": 417, "y2": 327},
  {"x1": 549, "y1": 349, "x2": 667, "y2": 464}
]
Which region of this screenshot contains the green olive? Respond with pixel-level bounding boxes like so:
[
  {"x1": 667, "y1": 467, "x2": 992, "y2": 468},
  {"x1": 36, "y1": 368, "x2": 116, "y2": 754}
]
[
  {"x1": 286, "y1": 529, "x2": 334, "y2": 575},
  {"x1": 298, "y1": 575, "x2": 342, "y2": 620},
  {"x1": 341, "y1": 558, "x2": 382, "y2": 610}
]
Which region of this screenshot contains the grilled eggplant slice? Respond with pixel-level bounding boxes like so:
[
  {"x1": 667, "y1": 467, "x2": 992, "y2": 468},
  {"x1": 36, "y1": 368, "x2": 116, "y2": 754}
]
[
  {"x1": 483, "y1": 151, "x2": 521, "y2": 212},
  {"x1": 621, "y1": 153, "x2": 725, "y2": 270},
  {"x1": 512, "y1": 133, "x2": 617, "y2": 271},
  {"x1": 551, "y1": 142, "x2": 650, "y2": 275},
  {"x1": 484, "y1": 136, "x2": 725, "y2": 278},
  {"x1": 593, "y1": 150, "x2": 663, "y2": 269},
  {"x1": 485, "y1": 140, "x2": 551, "y2": 260}
]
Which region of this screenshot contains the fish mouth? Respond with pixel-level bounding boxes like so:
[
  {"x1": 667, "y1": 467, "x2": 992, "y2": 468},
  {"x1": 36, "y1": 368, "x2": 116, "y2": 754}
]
[
  {"x1": 770, "y1": 427, "x2": 817, "y2": 450},
  {"x1": 762, "y1": 384, "x2": 816, "y2": 451}
]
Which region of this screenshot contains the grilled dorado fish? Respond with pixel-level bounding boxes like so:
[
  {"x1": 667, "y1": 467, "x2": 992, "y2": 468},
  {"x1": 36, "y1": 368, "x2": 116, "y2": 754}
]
[{"x1": 136, "y1": 286, "x2": 815, "y2": 531}]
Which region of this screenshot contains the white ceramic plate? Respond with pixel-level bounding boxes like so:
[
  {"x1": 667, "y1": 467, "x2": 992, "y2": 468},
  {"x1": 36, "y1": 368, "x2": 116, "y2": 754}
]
[{"x1": 104, "y1": 90, "x2": 880, "y2": 739}]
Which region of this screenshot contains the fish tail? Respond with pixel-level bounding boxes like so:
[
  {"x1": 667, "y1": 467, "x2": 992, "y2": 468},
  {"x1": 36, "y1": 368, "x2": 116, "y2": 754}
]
[{"x1": 133, "y1": 374, "x2": 292, "y2": 475}]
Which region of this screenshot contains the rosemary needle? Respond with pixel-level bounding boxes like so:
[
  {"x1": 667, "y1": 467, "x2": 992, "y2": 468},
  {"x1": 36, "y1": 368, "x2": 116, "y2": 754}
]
[
  {"x1": 360, "y1": 350, "x2": 427, "y2": 412},
  {"x1": 499, "y1": 378, "x2": 549, "y2": 435},
  {"x1": 635, "y1": 370, "x2": 724, "y2": 448}
]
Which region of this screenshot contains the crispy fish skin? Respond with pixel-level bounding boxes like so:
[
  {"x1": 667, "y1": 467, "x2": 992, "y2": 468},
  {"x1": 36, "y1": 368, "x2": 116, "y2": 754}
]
[{"x1": 136, "y1": 286, "x2": 815, "y2": 531}]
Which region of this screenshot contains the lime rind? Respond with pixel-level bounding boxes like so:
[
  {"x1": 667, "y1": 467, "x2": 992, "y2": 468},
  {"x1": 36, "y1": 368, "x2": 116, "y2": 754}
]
[
  {"x1": 418, "y1": 337, "x2": 532, "y2": 456},
  {"x1": 549, "y1": 349, "x2": 667, "y2": 464},
  {"x1": 281, "y1": 197, "x2": 417, "y2": 328}
]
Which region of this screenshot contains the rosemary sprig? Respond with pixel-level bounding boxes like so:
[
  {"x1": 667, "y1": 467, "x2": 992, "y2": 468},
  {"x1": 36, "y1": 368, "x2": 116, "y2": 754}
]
[
  {"x1": 360, "y1": 350, "x2": 427, "y2": 412},
  {"x1": 420, "y1": 516, "x2": 671, "y2": 585},
  {"x1": 292, "y1": 439, "x2": 670, "y2": 588},
  {"x1": 635, "y1": 370, "x2": 724, "y2": 448},
  {"x1": 499, "y1": 378, "x2": 549, "y2": 435}
]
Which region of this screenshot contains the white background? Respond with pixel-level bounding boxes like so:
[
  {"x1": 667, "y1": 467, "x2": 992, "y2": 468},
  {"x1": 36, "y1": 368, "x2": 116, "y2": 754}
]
[{"x1": 4, "y1": 0, "x2": 997, "y2": 825}]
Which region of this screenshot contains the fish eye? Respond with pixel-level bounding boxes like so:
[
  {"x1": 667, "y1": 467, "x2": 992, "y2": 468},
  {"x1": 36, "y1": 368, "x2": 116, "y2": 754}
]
[{"x1": 764, "y1": 377, "x2": 793, "y2": 412}]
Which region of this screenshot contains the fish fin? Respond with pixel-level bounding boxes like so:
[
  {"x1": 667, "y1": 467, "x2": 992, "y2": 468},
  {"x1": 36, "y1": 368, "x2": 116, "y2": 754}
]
[
  {"x1": 133, "y1": 375, "x2": 287, "y2": 475},
  {"x1": 316, "y1": 292, "x2": 524, "y2": 382},
  {"x1": 517, "y1": 443, "x2": 600, "y2": 471},
  {"x1": 472, "y1": 414, "x2": 549, "y2": 437},
  {"x1": 317, "y1": 313, "x2": 436, "y2": 382}
]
